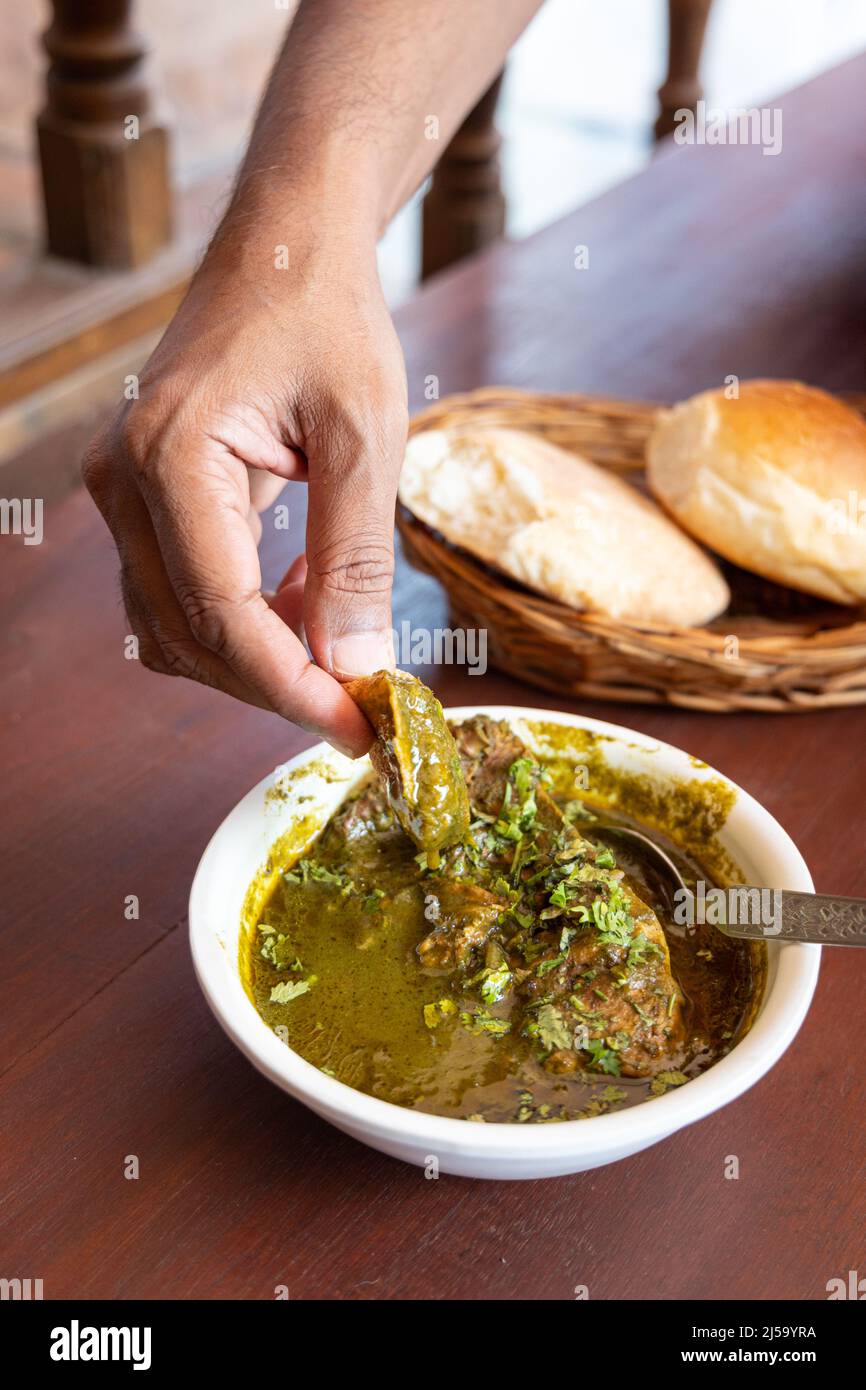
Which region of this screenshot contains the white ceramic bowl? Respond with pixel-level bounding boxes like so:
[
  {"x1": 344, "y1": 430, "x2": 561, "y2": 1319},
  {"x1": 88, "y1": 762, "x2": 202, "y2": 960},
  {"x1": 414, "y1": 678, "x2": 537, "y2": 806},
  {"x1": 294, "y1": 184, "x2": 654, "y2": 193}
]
[{"x1": 189, "y1": 706, "x2": 820, "y2": 1179}]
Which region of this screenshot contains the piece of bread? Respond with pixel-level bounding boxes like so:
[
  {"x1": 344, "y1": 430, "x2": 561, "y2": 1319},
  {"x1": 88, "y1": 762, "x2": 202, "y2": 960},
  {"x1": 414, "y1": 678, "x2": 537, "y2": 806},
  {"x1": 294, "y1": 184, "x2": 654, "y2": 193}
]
[
  {"x1": 398, "y1": 426, "x2": 730, "y2": 626},
  {"x1": 646, "y1": 380, "x2": 866, "y2": 605}
]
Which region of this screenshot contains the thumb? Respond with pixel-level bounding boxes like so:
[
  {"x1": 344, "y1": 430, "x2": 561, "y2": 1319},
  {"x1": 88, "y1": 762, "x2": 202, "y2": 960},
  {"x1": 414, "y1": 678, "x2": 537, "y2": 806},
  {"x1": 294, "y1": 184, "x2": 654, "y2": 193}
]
[{"x1": 302, "y1": 414, "x2": 402, "y2": 681}]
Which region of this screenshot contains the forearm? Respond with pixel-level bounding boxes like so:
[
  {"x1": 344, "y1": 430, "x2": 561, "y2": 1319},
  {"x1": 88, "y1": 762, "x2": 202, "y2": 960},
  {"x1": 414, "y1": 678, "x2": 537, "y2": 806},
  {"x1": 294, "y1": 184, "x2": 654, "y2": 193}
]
[{"x1": 211, "y1": 0, "x2": 543, "y2": 265}]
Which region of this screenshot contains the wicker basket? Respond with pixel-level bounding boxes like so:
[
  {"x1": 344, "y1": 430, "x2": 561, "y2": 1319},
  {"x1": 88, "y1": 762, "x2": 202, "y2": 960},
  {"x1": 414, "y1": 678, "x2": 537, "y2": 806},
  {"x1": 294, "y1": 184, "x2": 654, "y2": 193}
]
[{"x1": 398, "y1": 387, "x2": 866, "y2": 712}]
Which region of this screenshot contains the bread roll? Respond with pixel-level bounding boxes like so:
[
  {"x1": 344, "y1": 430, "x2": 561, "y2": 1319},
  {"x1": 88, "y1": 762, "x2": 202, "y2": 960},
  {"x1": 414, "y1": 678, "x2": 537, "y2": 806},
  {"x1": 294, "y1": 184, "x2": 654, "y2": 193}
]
[
  {"x1": 647, "y1": 380, "x2": 866, "y2": 605},
  {"x1": 399, "y1": 426, "x2": 730, "y2": 626}
]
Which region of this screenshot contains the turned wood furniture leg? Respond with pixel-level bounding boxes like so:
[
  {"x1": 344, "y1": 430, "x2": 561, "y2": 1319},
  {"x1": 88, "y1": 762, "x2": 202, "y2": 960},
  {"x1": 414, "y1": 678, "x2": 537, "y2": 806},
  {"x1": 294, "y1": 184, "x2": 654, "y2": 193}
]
[
  {"x1": 36, "y1": 0, "x2": 172, "y2": 268},
  {"x1": 422, "y1": 71, "x2": 506, "y2": 280},
  {"x1": 655, "y1": 0, "x2": 715, "y2": 141}
]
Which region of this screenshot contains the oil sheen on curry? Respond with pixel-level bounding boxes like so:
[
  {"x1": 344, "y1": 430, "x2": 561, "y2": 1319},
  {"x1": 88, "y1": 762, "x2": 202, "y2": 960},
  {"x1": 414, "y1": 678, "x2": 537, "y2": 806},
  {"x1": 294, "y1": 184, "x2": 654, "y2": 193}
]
[{"x1": 242, "y1": 673, "x2": 764, "y2": 1124}]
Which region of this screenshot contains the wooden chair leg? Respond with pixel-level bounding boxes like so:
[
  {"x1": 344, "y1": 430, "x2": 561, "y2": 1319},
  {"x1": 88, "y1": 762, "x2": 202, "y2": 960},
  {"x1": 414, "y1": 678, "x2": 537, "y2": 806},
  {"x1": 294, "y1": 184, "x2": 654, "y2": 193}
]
[
  {"x1": 655, "y1": 0, "x2": 715, "y2": 141},
  {"x1": 422, "y1": 71, "x2": 506, "y2": 280},
  {"x1": 36, "y1": 0, "x2": 172, "y2": 268}
]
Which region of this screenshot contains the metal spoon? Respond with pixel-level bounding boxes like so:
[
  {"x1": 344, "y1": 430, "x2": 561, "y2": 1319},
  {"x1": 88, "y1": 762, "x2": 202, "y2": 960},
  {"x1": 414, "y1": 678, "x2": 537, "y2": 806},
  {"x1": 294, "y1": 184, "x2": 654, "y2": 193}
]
[{"x1": 591, "y1": 824, "x2": 866, "y2": 947}]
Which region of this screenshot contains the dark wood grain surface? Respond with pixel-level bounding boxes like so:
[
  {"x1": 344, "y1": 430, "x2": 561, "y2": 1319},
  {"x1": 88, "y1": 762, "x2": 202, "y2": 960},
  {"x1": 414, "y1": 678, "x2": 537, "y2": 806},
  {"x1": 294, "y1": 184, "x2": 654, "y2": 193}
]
[{"x1": 2, "y1": 56, "x2": 865, "y2": 1302}]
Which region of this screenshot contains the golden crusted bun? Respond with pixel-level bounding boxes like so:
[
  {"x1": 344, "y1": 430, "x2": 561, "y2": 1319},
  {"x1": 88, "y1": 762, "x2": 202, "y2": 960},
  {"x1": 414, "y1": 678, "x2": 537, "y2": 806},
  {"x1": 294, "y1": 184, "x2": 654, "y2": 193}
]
[
  {"x1": 647, "y1": 380, "x2": 866, "y2": 605},
  {"x1": 399, "y1": 426, "x2": 730, "y2": 626}
]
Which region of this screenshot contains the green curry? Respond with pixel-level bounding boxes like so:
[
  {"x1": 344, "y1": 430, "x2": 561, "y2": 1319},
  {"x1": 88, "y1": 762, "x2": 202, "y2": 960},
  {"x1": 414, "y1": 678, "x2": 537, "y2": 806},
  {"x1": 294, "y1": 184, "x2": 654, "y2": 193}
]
[
  {"x1": 242, "y1": 697, "x2": 763, "y2": 1124},
  {"x1": 344, "y1": 669, "x2": 470, "y2": 866}
]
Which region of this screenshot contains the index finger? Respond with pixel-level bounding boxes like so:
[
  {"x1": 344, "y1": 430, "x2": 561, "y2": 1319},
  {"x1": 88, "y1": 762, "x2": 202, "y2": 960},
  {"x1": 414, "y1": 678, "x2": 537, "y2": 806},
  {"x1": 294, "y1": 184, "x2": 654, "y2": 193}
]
[{"x1": 135, "y1": 443, "x2": 374, "y2": 757}]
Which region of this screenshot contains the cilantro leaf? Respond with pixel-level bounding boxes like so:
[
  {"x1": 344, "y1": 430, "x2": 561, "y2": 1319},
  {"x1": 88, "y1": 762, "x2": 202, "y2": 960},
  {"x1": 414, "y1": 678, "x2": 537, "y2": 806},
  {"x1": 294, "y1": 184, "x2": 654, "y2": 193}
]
[
  {"x1": 269, "y1": 979, "x2": 313, "y2": 1004},
  {"x1": 423, "y1": 998, "x2": 458, "y2": 1030},
  {"x1": 460, "y1": 1010, "x2": 511, "y2": 1038},
  {"x1": 650, "y1": 1069, "x2": 689, "y2": 1096},
  {"x1": 582, "y1": 1039, "x2": 622, "y2": 1076},
  {"x1": 531, "y1": 1003, "x2": 573, "y2": 1052}
]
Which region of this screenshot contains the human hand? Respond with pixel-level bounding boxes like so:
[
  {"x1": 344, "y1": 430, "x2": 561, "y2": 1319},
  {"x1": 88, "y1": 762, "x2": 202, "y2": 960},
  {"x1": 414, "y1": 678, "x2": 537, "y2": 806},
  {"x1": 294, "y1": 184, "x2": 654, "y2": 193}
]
[{"x1": 83, "y1": 236, "x2": 407, "y2": 757}]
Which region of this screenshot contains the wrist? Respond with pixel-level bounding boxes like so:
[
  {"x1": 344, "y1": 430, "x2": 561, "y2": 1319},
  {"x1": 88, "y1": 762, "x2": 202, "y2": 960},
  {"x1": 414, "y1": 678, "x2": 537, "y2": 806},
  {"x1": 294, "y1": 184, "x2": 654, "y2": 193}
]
[{"x1": 205, "y1": 134, "x2": 384, "y2": 280}]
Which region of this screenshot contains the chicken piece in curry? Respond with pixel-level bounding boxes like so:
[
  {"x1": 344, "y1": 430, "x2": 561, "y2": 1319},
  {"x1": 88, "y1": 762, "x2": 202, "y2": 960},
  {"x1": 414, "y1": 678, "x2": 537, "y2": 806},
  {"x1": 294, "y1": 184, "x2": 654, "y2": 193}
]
[{"x1": 344, "y1": 669, "x2": 469, "y2": 866}]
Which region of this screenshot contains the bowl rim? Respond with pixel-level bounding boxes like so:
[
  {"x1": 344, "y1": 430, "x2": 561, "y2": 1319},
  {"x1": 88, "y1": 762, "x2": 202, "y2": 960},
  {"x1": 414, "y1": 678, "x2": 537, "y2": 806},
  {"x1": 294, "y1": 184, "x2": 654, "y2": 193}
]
[{"x1": 189, "y1": 705, "x2": 820, "y2": 1161}]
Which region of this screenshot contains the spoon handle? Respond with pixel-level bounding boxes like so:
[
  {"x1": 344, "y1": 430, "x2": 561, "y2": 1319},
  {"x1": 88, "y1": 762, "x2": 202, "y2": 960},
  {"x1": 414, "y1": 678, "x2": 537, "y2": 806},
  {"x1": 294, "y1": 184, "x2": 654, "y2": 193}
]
[{"x1": 719, "y1": 890, "x2": 866, "y2": 946}]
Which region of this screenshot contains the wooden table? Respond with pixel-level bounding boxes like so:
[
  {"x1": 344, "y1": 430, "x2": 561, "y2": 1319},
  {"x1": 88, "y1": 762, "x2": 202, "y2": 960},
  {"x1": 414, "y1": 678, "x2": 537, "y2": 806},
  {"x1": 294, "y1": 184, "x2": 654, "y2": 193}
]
[{"x1": 3, "y1": 56, "x2": 865, "y2": 1302}]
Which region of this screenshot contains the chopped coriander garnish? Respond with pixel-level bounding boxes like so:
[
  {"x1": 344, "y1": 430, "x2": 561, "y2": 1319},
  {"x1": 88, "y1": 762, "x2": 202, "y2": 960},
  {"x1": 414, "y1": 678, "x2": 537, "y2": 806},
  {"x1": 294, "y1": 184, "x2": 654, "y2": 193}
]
[
  {"x1": 460, "y1": 1010, "x2": 511, "y2": 1038},
  {"x1": 582, "y1": 1039, "x2": 622, "y2": 1076},
  {"x1": 269, "y1": 978, "x2": 313, "y2": 1004},
  {"x1": 527, "y1": 1003, "x2": 573, "y2": 1052},
  {"x1": 424, "y1": 998, "x2": 458, "y2": 1029},
  {"x1": 650, "y1": 1070, "x2": 689, "y2": 1096}
]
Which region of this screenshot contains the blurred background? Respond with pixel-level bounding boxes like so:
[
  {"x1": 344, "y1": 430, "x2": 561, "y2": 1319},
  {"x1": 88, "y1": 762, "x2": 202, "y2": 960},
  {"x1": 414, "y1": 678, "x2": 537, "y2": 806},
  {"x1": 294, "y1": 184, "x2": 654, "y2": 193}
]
[
  {"x1": 386, "y1": 0, "x2": 866, "y2": 301},
  {"x1": 1, "y1": 0, "x2": 865, "y2": 496}
]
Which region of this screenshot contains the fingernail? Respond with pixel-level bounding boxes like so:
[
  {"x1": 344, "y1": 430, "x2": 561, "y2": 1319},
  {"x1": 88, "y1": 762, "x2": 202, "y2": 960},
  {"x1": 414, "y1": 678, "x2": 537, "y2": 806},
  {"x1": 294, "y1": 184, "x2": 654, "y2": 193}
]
[
  {"x1": 329, "y1": 735, "x2": 363, "y2": 760},
  {"x1": 330, "y1": 630, "x2": 395, "y2": 679}
]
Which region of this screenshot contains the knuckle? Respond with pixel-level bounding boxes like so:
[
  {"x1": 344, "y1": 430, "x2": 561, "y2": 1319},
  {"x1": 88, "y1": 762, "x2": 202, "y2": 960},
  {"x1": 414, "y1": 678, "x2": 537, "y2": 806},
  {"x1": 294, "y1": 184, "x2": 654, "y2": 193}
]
[
  {"x1": 158, "y1": 636, "x2": 213, "y2": 684},
  {"x1": 81, "y1": 445, "x2": 104, "y2": 497},
  {"x1": 118, "y1": 390, "x2": 180, "y2": 482},
  {"x1": 138, "y1": 638, "x2": 169, "y2": 675},
  {"x1": 311, "y1": 538, "x2": 394, "y2": 597},
  {"x1": 120, "y1": 413, "x2": 163, "y2": 483},
  {"x1": 81, "y1": 424, "x2": 118, "y2": 504},
  {"x1": 180, "y1": 590, "x2": 237, "y2": 657},
  {"x1": 320, "y1": 397, "x2": 407, "y2": 478}
]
